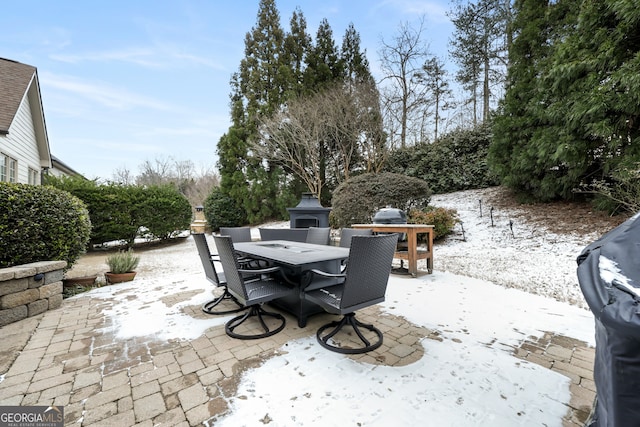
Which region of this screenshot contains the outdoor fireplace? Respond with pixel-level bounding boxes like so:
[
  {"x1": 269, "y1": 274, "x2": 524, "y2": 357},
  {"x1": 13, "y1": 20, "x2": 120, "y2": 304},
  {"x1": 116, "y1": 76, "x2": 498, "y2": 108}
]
[{"x1": 287, "y1": 193, "x2": 331, "y2": 228}]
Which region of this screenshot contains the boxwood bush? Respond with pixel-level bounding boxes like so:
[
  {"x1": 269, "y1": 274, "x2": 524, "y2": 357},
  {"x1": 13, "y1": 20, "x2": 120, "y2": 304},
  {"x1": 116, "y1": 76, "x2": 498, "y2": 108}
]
[
  {"x1": 203, "y1": 187, "x2": 247, "y2": 231},
  {"x1": 330, "y1": 172, "x2": 431, "y2": 228},
  {"x1": 0, "y1": 182, "x2": 91, "y2": 269}
]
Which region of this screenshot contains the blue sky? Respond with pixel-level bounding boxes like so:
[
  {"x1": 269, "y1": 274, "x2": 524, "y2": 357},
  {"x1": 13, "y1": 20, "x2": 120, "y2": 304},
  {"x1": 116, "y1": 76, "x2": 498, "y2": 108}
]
[{"x1": 3, "y1": 0, "x2": 457, "y2": 181}]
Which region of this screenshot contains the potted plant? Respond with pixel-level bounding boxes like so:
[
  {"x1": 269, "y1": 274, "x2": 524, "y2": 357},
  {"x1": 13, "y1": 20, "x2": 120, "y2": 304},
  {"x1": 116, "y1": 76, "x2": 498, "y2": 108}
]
[{"x1": 105, "y1": 248, "x2": 140, "y2": 284}]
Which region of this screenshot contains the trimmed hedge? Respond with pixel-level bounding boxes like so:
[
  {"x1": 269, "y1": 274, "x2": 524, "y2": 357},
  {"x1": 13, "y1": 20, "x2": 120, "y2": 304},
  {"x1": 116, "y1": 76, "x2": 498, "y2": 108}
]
[
  {"x1": 330, "y1": 172, "x2": 431, "y2": 228},
  {"x1": 0, "y1": 182, "x2": 91, "y2": 269},
  {"x1": 45, "y1": 176, "x2": 192, "y2": 246},
  {"x1": 137, "y1": 185, "x2": 193, "y2": 240}
]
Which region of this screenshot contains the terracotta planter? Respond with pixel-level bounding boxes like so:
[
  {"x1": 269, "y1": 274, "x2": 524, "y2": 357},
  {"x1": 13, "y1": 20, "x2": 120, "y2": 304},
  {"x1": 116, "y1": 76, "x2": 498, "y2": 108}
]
[
  {"x1": 104, "y1": 271, "x2": 137, "y2": 284},
  {"x1": 63, "y1": 275, "x2": 98, "y2": 288}
]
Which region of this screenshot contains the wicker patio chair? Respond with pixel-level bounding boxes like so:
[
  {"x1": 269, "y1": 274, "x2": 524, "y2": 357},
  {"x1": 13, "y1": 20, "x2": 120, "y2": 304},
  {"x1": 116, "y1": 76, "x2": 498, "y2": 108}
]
[
  {"x1": 219, "y1": 227, "x2": 252, "y2": 242},
  {"x1": 214, "y1": 235, "x2": 295, "y2": 340},
  {"x1": 305, "y1": 227, "x2": 331, "y2": 245},
  {"x1": 338, "y1": 227, "x2": 373, "y2": 248},
  {"x1": 193, "y1": 233, "x2": 246, "y2": 315},
  {"x1": 258, "y1": 228, "x2": 308, "y2": 242},
  {"x1": 303, "y1": 233, "x2": 398, "y2": 354}
]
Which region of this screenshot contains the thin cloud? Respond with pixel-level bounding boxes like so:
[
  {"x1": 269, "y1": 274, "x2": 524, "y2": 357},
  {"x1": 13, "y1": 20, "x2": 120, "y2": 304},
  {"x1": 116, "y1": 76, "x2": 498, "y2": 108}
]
[
  {"x1": 372, "y1": 0, "x2": 450, "y2": 23},
  {"x1": 50, "y1": 45, "x2": 225, "y2": 70},
  {"x1": 40, "y1": 71, "x2": 172, "y2": 111},
  {"x1": 51, "y1": 47, "x2": 164, "y2": 68}
]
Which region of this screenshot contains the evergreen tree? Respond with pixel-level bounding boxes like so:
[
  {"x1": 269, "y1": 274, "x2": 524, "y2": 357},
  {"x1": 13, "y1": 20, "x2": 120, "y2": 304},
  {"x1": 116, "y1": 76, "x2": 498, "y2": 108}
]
[
  {"x1": 282, "y1": 7, "x2": 311, "y2": 98},
  {"x1": 340, "y1": 23, "x2": 386, "y2": 175},
  {"x1": 303, "y1": 18, "x2": 343, "y2": 93},
  {"x1": 490, "y1": 0, "x2": 563, "y2": 198},
  {"x1": 449, "y1": 0, "x2": 510, "y2": 125},
  {"x1": 491, "y1": 0, "x2": 640, "y2": 202},
  {"x1": 341, "y1": 23, "x2": 374, "y2": 87},
  {"x1": 420, "y1": 56, "x2": 453, "y2": 141},
  {"x1": 220, "y1": 0, "x2": 295, "y2": 223},
  {"x1": 545, "y1": 0, "x2": 640, "y2": 194}
]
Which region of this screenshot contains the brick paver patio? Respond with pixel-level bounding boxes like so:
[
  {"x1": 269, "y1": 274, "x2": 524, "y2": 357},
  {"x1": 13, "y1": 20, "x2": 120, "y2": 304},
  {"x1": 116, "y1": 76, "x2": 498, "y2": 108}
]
[{"x1": 0, "y1": 284, "x2": 595, "y2": 426}]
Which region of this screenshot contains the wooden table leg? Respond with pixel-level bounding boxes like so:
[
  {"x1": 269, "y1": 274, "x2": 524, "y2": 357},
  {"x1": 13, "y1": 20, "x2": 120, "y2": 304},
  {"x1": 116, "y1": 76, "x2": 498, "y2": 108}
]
[
  {"x1": 426, "y1": 228, "x2": 433, "y2": 274},
  {"x1": 406, "y1": 229, "x2": 418, "y2": 277}
]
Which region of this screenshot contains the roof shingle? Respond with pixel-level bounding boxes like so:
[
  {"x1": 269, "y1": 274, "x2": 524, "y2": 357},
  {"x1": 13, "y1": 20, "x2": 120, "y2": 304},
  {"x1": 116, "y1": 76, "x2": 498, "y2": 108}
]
[{"x1": 0, "y1": 58, "x2": 36, "y2": 134}]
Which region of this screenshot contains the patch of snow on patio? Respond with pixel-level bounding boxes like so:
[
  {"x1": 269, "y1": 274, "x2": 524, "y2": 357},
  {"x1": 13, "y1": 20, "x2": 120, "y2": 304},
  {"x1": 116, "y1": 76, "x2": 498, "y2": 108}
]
[{"x1": 213, "y1": 271, "x2": 594, "y2": 427}]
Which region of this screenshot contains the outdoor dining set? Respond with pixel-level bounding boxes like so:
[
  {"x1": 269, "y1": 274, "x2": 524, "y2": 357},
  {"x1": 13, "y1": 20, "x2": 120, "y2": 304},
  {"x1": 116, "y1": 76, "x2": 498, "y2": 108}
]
[{"x1": 193, "y1": 224, "x2": 433, "y2": 354}]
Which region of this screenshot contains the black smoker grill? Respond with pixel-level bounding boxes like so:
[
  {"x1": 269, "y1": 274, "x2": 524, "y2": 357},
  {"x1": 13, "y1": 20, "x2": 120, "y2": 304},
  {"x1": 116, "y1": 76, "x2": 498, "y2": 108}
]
[
  {"x1": 373, "y1": 207, "x2": 407, "y2": 225},
  {"x1": 373, "y1": 207, "x2": 408, "y2": 273}
]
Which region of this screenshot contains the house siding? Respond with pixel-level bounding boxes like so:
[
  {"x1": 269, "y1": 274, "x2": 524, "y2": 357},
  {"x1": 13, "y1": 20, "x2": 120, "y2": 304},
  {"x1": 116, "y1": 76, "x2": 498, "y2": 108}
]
[{"x1": 0, "y1": 95, "x2": 41, "y2": 184}]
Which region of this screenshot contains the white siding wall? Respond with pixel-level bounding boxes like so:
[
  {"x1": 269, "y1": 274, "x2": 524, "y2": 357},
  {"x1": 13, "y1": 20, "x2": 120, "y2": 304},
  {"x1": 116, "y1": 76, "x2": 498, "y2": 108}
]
[{"x1": 0, "y1": 95, "x2": 42, "y2": 184}]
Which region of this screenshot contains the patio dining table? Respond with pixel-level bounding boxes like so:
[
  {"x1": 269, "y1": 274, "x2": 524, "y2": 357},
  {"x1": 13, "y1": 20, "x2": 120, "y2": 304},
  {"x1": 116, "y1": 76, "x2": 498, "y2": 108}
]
[{"x1": 233, "y1": 240, "x2": 349, "y2": 327}]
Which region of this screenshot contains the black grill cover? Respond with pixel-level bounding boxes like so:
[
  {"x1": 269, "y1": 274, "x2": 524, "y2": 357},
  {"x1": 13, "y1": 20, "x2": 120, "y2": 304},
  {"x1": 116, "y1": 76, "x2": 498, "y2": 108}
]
[
  {"x1": 576, "y1": 212, "x2": 640, "y2": 427},
  {"x1": 373, "y1": 208, "x2": 407, "y2": 224}
]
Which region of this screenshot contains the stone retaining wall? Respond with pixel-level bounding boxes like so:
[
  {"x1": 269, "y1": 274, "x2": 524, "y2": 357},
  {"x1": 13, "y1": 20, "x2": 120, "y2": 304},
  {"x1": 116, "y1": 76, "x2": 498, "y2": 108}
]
[{"x1": 0, "y1": 261, "x2": 67, "y2": 327}]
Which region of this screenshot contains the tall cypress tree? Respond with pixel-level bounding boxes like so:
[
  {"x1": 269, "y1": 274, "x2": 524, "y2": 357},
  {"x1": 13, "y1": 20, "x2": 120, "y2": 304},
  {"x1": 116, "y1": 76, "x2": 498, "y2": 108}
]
[
  {"x1": 303, "y1": 18, "x2": 343, "y2": 93},
  {"x1": 490, "y1": 0, "x2": 559, "y2": 198},
  {"x1": 219, "y1": 0, "x2": 295, "y2": 223},
  {"x1": 282, "y1": 7, "x2": 311, "y2": 98},
  {"x1": 491, "y1": 0, "x2": 640, "y2": 201},
  {"x1": 340, "y1": 23, "x2": 385, "y2": 174}
]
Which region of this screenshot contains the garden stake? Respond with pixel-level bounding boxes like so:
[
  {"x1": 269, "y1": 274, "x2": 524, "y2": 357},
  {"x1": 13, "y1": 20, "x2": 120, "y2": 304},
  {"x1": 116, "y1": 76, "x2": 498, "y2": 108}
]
[
  {"x1": 509, "y1": 220, "x2": 514, "y2": 238},
  {"x1": 490, "y1": 207, "x2": 494, "y2": 227}
]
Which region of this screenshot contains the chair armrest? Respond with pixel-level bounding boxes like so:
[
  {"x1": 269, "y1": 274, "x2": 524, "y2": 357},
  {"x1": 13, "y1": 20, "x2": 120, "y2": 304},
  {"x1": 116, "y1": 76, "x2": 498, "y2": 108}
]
[
  {"x1": 310, "y1": 269, "x2": 346, "y2": 279},
  {"x1": 239, "y1": 266, "x2": 281, "y2": 275}
]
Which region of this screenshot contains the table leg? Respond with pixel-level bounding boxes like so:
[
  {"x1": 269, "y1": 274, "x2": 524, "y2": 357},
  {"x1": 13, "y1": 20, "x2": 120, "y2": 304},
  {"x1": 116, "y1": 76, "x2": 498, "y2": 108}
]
[
  {"x1": 406, "y1": 229, "x2": 418, "y2": 277},
  {"x1": 426, "y1": 228, "x2": 433, "y2": 274}
]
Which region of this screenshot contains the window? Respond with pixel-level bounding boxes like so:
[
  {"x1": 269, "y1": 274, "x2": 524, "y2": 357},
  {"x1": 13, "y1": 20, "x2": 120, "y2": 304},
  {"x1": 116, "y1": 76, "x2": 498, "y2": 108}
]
[
  {"x1": 8, "y1": 157, "x2": 16, "y2": 182},
  {"x1": 28, "y1": 167, "x2": 39, "y2": 185},
  {"x1": 0, "y1": 153, "x2": 17, "y2": 182}
]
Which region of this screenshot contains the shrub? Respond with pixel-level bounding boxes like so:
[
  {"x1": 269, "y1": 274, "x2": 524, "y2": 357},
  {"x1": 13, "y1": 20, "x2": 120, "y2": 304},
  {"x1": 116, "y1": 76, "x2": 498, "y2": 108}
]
[
  {"x1": 203, "y1": 187, "x2": 247, "y2": 230},
  {"x1": 45, "y1": 176, "x2": 139, "y2": 245},
  {"x1": 137, "y1": 185, "x2": 192, "y2": 240},
  {"x1": 45, "y1": 176, "x2": 192, "y2": 245},
  {"x1": 408, "y1": 206, "x2": 459, "y2": 241},
  {"x1": 0, "y1": 182, "x2": 91, "y2": 269},
  {"x1": 385, "y1": 125, "x2": 499, "y2": 194},
  {"x1": 579, "y1": 161, "x2": 640, "y2": 215},
  {"x1": 106, "y1": 248, "x2": 140, "y2": 273},
  {"x1": 331, "y1": 172, "x2": 431, "y2": 228}
]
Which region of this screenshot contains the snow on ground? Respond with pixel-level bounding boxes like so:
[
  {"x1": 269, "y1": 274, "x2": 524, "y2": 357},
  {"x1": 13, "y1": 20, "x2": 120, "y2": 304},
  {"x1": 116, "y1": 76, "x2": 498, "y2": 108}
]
[
  {"x1": 73, "y1": 187, "x2": 608, "y2": 426},
  {"x1": 213, "y1": 271, "x2": 594, "y2": 427},
  {"x1": 431, "y1": 186, "x2": 602, "y2": 308}
]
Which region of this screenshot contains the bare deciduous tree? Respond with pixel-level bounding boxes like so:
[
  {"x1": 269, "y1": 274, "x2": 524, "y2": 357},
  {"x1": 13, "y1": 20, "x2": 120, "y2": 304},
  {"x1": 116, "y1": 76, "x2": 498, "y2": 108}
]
[
  {"x1": 112, "y1": 156, "x2": 219, "y2": 208},
  {"x1": 112, "y1": 166, "x2": 134, "y2": 185},
  {"x1": 255, "y1": 82, "x2": 385, "y2": 200},
  {"x1": 378, "y1": 17, "x2": 431, "y2": 148}
]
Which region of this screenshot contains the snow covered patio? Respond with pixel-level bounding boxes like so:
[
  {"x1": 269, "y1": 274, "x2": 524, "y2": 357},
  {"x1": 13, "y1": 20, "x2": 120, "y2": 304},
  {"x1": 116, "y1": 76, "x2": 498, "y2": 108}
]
[{"x1": 0, "y1": 187, "x2": 617, "y2": 426}]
